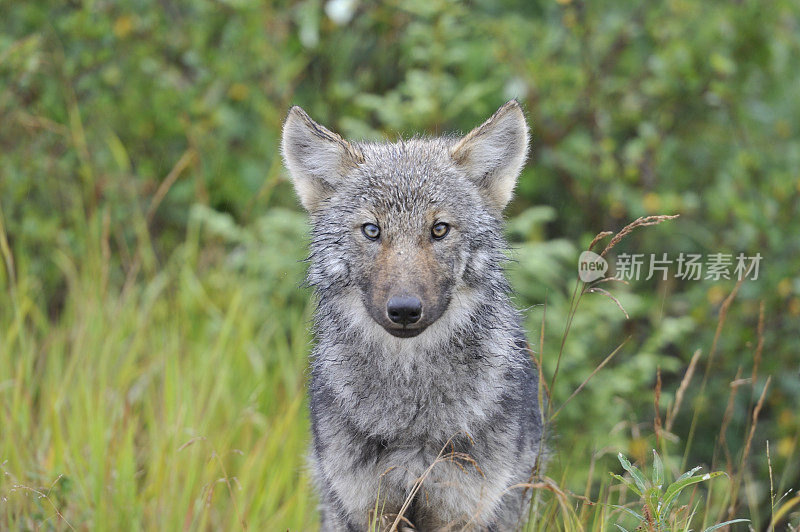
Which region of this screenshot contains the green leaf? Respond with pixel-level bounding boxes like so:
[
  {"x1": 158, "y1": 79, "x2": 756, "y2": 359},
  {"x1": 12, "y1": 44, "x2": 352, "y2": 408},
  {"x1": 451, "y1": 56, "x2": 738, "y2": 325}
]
[
  {"x1": 702, "y1": 518, "x2": 750, "y2": 531},
  {"x1": 674, "y1": 466, "x2": 702, "y2": 484},
  {"x1": 610, "y1": 473, "x2": 642, "y2": 497},
  {"x1": 652, "y1": 449, "x2": 664, "y2": 488},
  {"x1": 617, "y1": 452, "x2": 649, "y2": 493},
  {"x1": 662, "y1": 471, "x2": 727, "y2": 516}
]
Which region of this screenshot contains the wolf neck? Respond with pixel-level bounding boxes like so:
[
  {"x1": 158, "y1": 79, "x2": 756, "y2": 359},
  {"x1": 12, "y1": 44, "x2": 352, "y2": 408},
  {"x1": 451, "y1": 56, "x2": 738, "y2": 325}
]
[{"x1": 311, "y1": 286, "x2": 524, "y2": 440}]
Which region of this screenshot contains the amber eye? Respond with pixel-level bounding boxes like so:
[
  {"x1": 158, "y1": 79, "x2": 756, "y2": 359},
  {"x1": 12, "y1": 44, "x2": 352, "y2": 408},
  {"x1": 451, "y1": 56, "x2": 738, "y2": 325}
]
[
  {"x1": 431, "y1": 222, "x2": 450, "y2": 240},
  {"x1": 362, "y1": 223, "x2": 380, "y2": 240}
]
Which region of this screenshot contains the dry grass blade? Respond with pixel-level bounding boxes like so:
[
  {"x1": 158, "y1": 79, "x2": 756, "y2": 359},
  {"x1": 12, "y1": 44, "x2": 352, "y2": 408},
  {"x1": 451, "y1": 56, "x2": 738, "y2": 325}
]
[
  {"x1": 741, "y1": 376, "x2": 771, "y2": 474},
  {"x1": 599, "y1": 215, "x2": 680, "y2": 257},
  {"x1": 177, "y1": 437, "x2": 247, "y2": 530},
  {"x1": 539, "y1": 292, "x2": 549, "y2": 401},
  {"x1": 751, "y1": 301, "x2": 765, "y2": 384},
  {"x1": 586, "y1": 287, "x2": 629, "y2": 319},
  {"x1": 5, "y1": 484, "x2": 75, "y2": 531},
  {"x1": 548, "y1": 277, "x2": 583, "y2": 406},
  {"x1": 146, "y1": 148, "x2": 197, "y2": 223},
  {"x1": 588, "y1": 230, "x2": 614, "y2": 251},
  {"x1": 547, "y1": 215, "x2": 658, "y2": 418},
  {"x1": 728, "y1": 376, "x2": 771, "y2": 519},
  {"x1": 590, "y1": 277, "x2": 630, "y2": 286},
  {"x1": 666, "y1": 349, "x2": 701, "y2": 432},
  {"x1": 550, "y1": 337, "x2": 630, "y2": 422},
  {"x1": 0, "y1": 204, "x2": 16, "y2": 291},
  {"x1": 179, "y1": 436, "x2": 208, "y2": 451},
  {"x1": 767, "y1": 440, "x2": 774, "y2": 527},
  {"x1": 654, "y1": 366, "x2": 663, "y2": 449},
  {"x1": 528, "y1": 342, "x2": 551, "y2": 412},
  {"x1": 704, "y1": 279, "x2": 743, "y2": 381},
  {"x1": 389, "y1": 434, "x2": 477, "y2": 532},
  {"x1": 580, "y1": 452, "x2": 598, "y2": 523},
  {"x1": 211, "y1": 450, "x2": 248, "y2": 531},
  {"x1": 682, "y1": 280, "x2": 743, "y2": 472},
  {"x1": 505, "y1": 476, "x2": 587, "y2": 530},
  {"x1": 716, "y1": 367, "x2": 743, "y2": 474}
]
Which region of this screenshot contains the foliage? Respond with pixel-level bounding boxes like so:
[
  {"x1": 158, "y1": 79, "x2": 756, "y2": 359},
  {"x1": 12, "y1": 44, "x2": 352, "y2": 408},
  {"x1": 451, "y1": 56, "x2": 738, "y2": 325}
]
[
  {"x1": 611, "y1": 450, "x2": 746, "y2": 531},
  {"x1": 2, "y1": 0, "x2": 800, "y2": 530}
]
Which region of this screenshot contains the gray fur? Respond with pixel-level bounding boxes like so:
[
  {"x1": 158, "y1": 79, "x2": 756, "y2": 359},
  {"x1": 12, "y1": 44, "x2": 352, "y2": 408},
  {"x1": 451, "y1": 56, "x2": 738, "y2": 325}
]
[{"x1": 281, "y1": 101, "x2": 545, "y2": 531}]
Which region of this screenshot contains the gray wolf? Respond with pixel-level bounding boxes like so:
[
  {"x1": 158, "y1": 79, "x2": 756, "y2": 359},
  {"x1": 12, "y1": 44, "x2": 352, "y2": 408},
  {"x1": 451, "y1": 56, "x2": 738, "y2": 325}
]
[{"x1": 281, "y1": 100, "x2": 544, "y2": 531}]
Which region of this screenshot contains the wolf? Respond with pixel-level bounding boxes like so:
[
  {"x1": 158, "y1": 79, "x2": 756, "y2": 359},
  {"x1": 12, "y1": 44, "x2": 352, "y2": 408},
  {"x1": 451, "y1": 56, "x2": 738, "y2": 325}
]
[{"x1": 281, "y1": 100, "x2": 544, "y2": 531}]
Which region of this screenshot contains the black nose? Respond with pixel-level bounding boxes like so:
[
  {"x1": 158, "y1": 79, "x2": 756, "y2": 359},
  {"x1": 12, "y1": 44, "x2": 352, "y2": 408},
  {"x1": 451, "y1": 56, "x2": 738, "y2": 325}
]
[{"x1": 387, "y1": 296, "x2": 422, "y2": 325}]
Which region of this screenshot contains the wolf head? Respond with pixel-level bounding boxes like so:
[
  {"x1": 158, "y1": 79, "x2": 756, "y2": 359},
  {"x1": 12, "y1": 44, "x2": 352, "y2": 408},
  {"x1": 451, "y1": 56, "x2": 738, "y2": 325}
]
[{"x1": 281, "y1": 101, "x2": 529, "y2": 340}]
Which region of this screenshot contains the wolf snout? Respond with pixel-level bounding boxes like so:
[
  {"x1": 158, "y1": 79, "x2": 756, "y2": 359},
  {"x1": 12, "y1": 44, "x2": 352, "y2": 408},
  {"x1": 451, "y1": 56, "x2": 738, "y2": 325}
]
[{"x1": 386, "y1": 295, "x2": 422, "y2": 325}]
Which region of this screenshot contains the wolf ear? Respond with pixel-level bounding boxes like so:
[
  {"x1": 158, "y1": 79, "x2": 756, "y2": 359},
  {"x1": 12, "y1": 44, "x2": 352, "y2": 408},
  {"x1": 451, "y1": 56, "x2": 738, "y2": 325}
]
[
  {"x1": 281, "y1": 106, "x2": 364, "y2": 212},
  {"x1": 450, "y1": 100, "x2": 529, "y2": 211}
]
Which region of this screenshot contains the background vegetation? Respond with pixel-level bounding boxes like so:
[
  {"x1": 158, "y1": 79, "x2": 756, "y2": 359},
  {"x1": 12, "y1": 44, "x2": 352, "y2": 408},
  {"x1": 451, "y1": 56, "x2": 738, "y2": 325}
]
[{"x1": 1, "y1": 0, "x2": 798, "y2": 529}]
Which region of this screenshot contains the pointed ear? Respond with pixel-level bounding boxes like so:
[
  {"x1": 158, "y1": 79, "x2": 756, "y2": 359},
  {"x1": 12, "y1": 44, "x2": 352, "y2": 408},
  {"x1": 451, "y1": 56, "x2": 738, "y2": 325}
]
[
  {"x1": 450, "y1": 100, "x2": 529, "y2": 211},
  {"x1": 281, "y1": 106, "x2": 364, "y2": 212}
]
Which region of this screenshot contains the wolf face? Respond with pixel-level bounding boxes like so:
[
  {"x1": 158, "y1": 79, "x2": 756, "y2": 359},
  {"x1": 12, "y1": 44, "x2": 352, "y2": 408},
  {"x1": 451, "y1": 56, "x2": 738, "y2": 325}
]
[{"x1": 281, "y1": 101, "x2": 529, "y2": 339}]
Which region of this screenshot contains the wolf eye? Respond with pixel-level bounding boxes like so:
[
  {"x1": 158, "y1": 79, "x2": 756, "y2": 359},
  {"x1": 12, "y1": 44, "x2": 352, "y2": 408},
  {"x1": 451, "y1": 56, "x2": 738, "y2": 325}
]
[
  {"x1": 431, "y1": 222, "x2": 450, "y2": 240},
  {"x1": 361, "y1": 223, "x2": 380, "y2": 240}
]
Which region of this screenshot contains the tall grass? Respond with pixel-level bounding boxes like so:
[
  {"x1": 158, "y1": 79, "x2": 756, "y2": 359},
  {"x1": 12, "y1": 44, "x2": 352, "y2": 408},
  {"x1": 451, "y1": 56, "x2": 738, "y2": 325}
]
[
  {"x1": 1, "y1": 208, "x2": 316, "y2": 530},
  {"x1": 1, "y1": 209, "x2": 798, "y2": 530}
]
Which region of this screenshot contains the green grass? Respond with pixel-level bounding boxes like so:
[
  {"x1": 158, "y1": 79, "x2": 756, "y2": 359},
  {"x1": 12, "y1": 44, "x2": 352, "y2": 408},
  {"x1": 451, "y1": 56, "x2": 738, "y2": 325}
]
[
  {"x1": 2, "y1": 210, "x2": 797, "y2": 530},
  {"x1": 1, "y1": 210, "x2": 316, "y2": 530}
]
